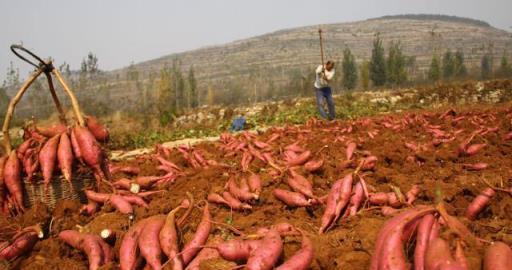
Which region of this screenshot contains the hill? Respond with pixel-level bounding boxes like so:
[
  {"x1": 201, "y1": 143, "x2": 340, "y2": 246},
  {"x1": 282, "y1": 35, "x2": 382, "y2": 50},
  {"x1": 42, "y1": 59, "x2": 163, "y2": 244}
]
[{"x1": 5, "y1": 14, "x2": 512, "y2": 120}]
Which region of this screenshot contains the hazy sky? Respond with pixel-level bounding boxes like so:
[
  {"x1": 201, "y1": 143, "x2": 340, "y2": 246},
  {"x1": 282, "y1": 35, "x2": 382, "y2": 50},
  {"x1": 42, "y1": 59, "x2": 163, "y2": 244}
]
[{"x1": 1, "y1": 0, "x2": 511, "y2": 82}]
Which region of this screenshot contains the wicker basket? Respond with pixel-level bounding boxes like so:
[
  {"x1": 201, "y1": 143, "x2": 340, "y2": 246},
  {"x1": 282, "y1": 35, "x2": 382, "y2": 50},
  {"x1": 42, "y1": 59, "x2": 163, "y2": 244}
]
[
  {"x1": 3, "y1": 45, "x2": 92, "y2": 210},
  {"x1": 22, "y1": 174, "x2": 94, "y2": 209}
]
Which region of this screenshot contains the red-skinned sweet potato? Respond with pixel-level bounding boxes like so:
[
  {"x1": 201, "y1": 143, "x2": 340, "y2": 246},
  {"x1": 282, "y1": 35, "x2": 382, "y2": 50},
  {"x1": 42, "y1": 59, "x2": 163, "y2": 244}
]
[
  {"x1": 138, "y1": 215, "x2": 166, "y2": 269},
  {"x1": 74, "y1": 126, "x2": 106, "y2": 180},
  {"x1": 377, "y1": 208, "x2": 436, "y2": 270},
  {"x1": 58, "y1": 133, "x2": 74, "y2": 182},
  {"x1": 85, "y1": 115, "x2": 109, "y2": 142},
  {"x1": 4, "y1": 151, "x2": 23, "y2": 210},
  {"x1": 413, "y1": 214, "x2": 435, "y2": 270},
  {"x1": 0, "y1": 231, "x2": 38, "y2": 260},
  {"x1": 273, "y1": 189, "x2": 312, "y2": 207},
  {"x1": 246, "y1": 229, "x2": 283, "y2": 270},
  {"x1": 39, "y1": 134, "x2": 60, "y2": 185},
  {"x1": 159, "y1": 207, "x2": 183, "y2": 269},
  {"x1": 465, "y1": 187, "x2": 495, "y2": 220},
  {"x1": 483, "y1": 241, "x2": 512, "y2": 270},
  {"x1": 182, "y1": 203, "x2": 212, "y2": 265},
  {"x1": 120, "y1": 219, "x2": 149, "y2": 270}
]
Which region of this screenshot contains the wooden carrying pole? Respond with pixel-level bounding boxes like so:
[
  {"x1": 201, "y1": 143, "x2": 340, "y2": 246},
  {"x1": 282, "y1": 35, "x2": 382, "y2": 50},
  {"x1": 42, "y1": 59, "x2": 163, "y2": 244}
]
[
  {"x1": 52, "y1": 68, "x2": 85, "y2": 127},
  {"x1": 44, "y1": 67, "x2": 67, "y2": 125},
  {"x1": 2, "y1": 69, "x2": 44, "y2": 153},
  {"x1": 318, "y1": 28, "x2": 325, "y2": 68}
]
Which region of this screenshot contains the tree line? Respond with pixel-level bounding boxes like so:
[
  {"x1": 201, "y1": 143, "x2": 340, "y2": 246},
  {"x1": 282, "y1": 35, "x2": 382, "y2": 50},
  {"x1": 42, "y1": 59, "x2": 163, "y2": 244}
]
[
  {"x1": 1, "y1": 39, "x2": 511, "y2": 125},
  {"x1": 338, "y1": 35, "x2": 512, "y2": 91}
]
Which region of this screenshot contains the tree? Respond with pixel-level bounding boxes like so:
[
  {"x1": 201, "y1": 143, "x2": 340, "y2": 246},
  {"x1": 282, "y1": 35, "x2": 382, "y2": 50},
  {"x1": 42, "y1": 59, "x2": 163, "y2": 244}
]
[
  {"x1": 360, "y1": 61, "x2": 370, "y2": 90},
  {"x1": 454, "y1": 50, "x2": 467, "y2": 78},
  {"x1": 172, "y1": 60, "x2": 185, "y2": 112},
  {"x1": 481, "y1": 54, "x2": 492, "y2": 79},
  {"x1": 206, "y1": 85, "x2": 215, "y2": 105},
  {"x1": 428, "y1": 54, "x2": 441, "y2": 81},
  {"x1": 85, "y1": 52, "x2": 99, "y2": 75},
  {"x1": 369, "y1": 34, "x2": 387, "y2": 86},
  {"x1": 0, "y1": 86, "x2": 9, "y2": 119},
  {"x1": 58, "y1": 62, "x2": 71, "y2": 77},
  {"x1": 157, "y1": 67, "x2": 175, "y2": 125},
  {"x1": 442, "y1": 50, "x2": 455, "y2": 79},
  {"x1": 342, "y1": 48, "x2": 358, "y2": 90},
  {"x1": 497, "y1": 53, "x2": 511, "y2": 78},
  {"x1": 386, "y1": 41, "x2": 407, "y2": 86},
  {"x1": 188, "y1": 66, "x2": 198, "y2": 108},
  {"x1": 2, "y1": 61, "x2": 20, "y2": 88}
]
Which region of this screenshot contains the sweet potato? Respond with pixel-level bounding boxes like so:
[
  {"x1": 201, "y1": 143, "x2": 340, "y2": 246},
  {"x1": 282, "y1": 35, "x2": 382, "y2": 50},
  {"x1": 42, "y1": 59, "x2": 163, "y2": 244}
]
[
  {"x1": 361, "y1": 155, "x2": 378, "y2": 170},
  {"x1": 346, "y1": 142, "x2": 356, "y2": 160},
  {"x1": 246, "y1": 229, "x2": 283, "y2": 270},
  {"x1": 274, "y1": 231, "x2": 313, "y2": 270},
  {"x1": 58, "y1": 133, "x2": 74, "y2": 182},
  {"x1": 138, "y1": 215, "x2": 166, "y2": 269},
  {"x1": 413, "y1": 214, "x2": 435, "y2": 270},
  {"x1": 80, "y1": 200, "x2": 99, "y2": 215},
  {"x1": 182, "y1": 203, "x2": 212, "y2": 265},
  {"x1": 22, "y1": 149, "x2": 39, "y2": 182},
  {"x1": 464, "y1": 143, "x2": 486, "y2": 156},
  {"x1": 186, "y1": 240, "x2": 221, "y2": 270},
  {"x1": 85, "y1": 115, "x2": 109, "y2": 142},
  {"x1": 425, "y1": 238, "x2": 456, "y2": 270},
  {"x1": 0, "y1": 156, "x2": 6, "y2": 206},
  {"x1": 16, "y1": 138, "x2": 34, "y2": 159},
  {"x1": 70, "y1": 128, "x2": 84, "y2": 164},
  {"x1": 84, "y1": 190, "x2": 110, "y2": 203},
  {"x1": 287, "y1": 150, "x2": 311, "y2": 167},
  {"x1": 483, "y1": 242, "x2": 512, "y2": 270},
  {"x1": 109, "y1": 194, "x2": 134, "y2": 215},
  {"x1": 248, "y1": 174, "x2": 262, "y2": 198},
  {"x1": 319, "y1": 178, "x2": 344, "y2": 233},
  {"x1": 369, "y1": 207, "x2": 435, "y2": 270},
  {"x1": 304, "y1": 159, "x2": 323, "y2": 172},
  {"x1": 113, "y1": 178, "x2": 141, "y2": 193},
  {"x1": 454, "y1": 241, "x2": 468, "y2": 270},
  {"x1": 406, "y1": 185, "x2": 421, "y2": 205},
  {"x1": 348, "y1": 181, "x2": 364, "y2": 216},
  {"x1": 109, "y1": 164, "x2": 141, "y2": 175},
  {"x1": 239, "y1": 177, "x2": 250, "y2": 192},
  {"x1": 4, "y1": 151, "x2": 23, "y2": 210},
  {"x1": 120, "y1": 219, "x2": 149, "y2": 270},
  {"x1": 39, "y1": 134, "x2": 60, "y2": 185},
  {"x1": 273, "y1": 189, "x2": 312, "y2": 207},
  {"x1": 159, "y1": 207, "x2": 183, "y2": 269},
  {"x1": 74, "y1": 126, "x2": 106, "y2": 179},
  {"x1": 207, "y1": 193, "x2": 229, "y2": 206},
  {"x1": 0, "y1": 231, "x2": 38, "y2": 260},
  {"x1": 465, "y1": 187, "x2": 495, "y2": 220},
  {"x1": 378, "y1": 208, "x2": 436, "y2": 270},
  {"x1": 331, "y1": 174, "x2": 354, "y2": 225},
  {"x1": 59, "y1": 230, "x2": 103, "y2": 270},
  {"x1": 462, "y1": 163, "x2": 488, "y2": 171},
  {"x1": 227, "y1": 178, "x2": 257, "y2": 201},
  {"x1": 222, "y1": 191, "x2": 252, "y2": 210},
  {"x1": 121, "y1": 194, "x2": 149, "y2": 208},
  {"x1": 35, "y1": 123, "x2": 67, "y2": 138},
  {"x1": 368, "y1": 192, "x2": 390, "y2": 205},
  {"x1": 215, "y1": 239, "x2": 262, "y2": 261},
  {"x1": 286, "y1": 176, "x2": 314, "y2": 199}
]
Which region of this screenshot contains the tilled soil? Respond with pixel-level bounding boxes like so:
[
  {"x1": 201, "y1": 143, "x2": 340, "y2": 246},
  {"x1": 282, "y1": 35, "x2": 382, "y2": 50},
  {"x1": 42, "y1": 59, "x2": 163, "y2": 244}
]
[{"x1": 2, "y1": 102, "x2": 512, "y2": 270}]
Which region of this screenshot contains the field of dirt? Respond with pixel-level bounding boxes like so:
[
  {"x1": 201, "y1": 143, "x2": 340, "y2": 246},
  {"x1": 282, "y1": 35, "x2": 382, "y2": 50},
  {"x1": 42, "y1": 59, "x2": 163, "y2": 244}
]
[{"x1": 1, "y1": 101, "x2": 512, "y2": 270}]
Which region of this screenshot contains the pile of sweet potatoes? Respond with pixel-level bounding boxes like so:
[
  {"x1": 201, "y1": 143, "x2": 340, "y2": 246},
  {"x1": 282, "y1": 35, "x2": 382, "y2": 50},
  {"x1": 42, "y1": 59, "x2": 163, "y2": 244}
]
[{"x1": 0, "y1": 116, "x2": 109, "y2": 215}]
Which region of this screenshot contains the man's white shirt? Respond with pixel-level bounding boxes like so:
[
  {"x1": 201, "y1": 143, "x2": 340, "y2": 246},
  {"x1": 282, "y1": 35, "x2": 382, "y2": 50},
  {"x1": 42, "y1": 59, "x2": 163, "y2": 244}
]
[{"x1": 314, "y1": 64, "x2": 335, "y2": 89}]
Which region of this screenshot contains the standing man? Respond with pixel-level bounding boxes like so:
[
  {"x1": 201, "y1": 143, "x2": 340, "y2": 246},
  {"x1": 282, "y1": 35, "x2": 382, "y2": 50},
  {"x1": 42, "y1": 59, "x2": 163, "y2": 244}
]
[{"x1": 314, "y1": 60, "x2": 336, "y2": 120}]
